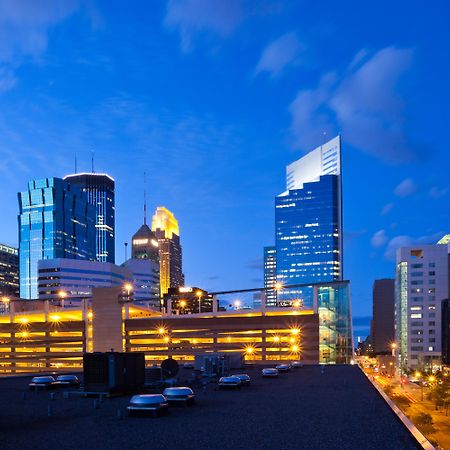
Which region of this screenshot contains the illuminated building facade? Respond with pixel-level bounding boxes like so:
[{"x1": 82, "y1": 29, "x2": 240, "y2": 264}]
[
  {"x1": 396, "y1": 242, "x2": 449, "y2": 371},
  {"x1": 264, "y1": 246, "x2": 277, "y2": 306},
  {"x1": 162, "y1": 286, "x2": 214, "y2": 314},
  {"x1": 152, "y1": 207, "x2": 184, "y2": 295},
  {"x1": 0, "y1": 281, "x2": 353, "y2": 373},
  {"x1": 64, "y1": 173, "x2": 115, "y2": 263},
  {"x1": 18, "y1": 178, "x2": 96, "y2": 299},
  {"x1": 124, "y1": 223, "x2": 160, "y2": 307},
  {"x1": 38, "y1": 258, "x2": 130, "y2": 303},
  {"x1": 0, "y1": 244, "x2": 19, "y2": 299},
  {"x1": 274, "y1": 136, "x2": 343, "y2": 307}
]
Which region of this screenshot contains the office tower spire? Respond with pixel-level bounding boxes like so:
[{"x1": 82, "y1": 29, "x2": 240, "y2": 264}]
[{"x1": 143, "y1": 172, "x2": 147, "y2": 226}]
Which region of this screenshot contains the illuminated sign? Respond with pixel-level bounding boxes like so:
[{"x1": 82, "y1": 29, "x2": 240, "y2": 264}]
[
  {"x1": 179, "y1": 287, "x2": 193, "y2": 293},
  {"x1": 133, "y1": 239, "x2": 148, "y2": 245}
]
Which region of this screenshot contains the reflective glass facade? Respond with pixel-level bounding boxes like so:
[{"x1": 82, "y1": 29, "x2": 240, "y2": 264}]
[
  {"x1": 275, "y1": 174, "x2": 342, "y2": 306},
  {"x1": 317, "y1": 282, "x2": 353, "y2": 364},
  {"x1": 18, "y1": 178, "x2": 96, "y2": 299},
  {"x1": 64, "y1": 173, "x2": 115, "y2": 263}
]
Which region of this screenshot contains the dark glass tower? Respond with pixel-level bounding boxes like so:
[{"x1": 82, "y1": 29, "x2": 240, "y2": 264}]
[
  {"x1": 274, "y1": 136, "x2": 343, "y2": 307},
  {"x1": 0, "y1": 244, "x2": 19, "y2": 298},
  {"x1": 18, "y1": 178, "x2": 96, "y2": 299},
  {"x1": 64, "y1": 173, "x2": 115, "y2": 263}
]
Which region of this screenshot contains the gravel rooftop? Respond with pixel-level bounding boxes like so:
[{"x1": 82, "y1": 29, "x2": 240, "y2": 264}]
[{"x1": 0, "y1": 365, "x2": 419, "y2": 450}]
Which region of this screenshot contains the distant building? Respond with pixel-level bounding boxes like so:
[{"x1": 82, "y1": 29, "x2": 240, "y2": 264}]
[
  {"x1": 64, "y1": 173, "x2": 115, "y2": 263},
  {"x1": 396, "y1": 241, "x2": 449, "y2": 371},
  {"x1": 274, "y1": 136, "x2": 343, "y2": 307},
  {"x1": 18, "y1": 178, "x2": 96, "y2": 299},
  {"x1": 372, "y1": 279, "x2": 395, "y2": 354},
  {"x1": 38, "y1": 258, "x2": 130, "y2": 303},
  {"x1": 162, "y1": 286, "x2": 214, "y2": 314},
  {"x1": 131, "y1": 224, "x2": 160, "y2": 263},
  {"x1": 151, "y1": 207, "x2": 184, "y2": 295},
  {"x1": 0, "y1": 244, "x2": 19, "y2": 299},
  {"x1": 263, "y1": 246, "x2": 277, "y2": 306},
  {"x1": 252, "y1": 291, "x2": 262, "y2": 309},
  {"x1": 442, "y1": 299, "x2": 450, "y2": 366}
]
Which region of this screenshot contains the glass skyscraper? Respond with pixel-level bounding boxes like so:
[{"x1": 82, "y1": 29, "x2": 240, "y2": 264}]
[
  {"x1": 273, "y1": 136, "x2": 343, "y2": 307},
  {"x1": 64, "y1": 173, "x2": 115, "y2": 263},
  {"x1": 18, "y1": 178, "x2": 96, "y2": 299}
]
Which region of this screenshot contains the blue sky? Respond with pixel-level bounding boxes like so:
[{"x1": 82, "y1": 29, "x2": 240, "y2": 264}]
[{"x1": 0, "y1": 0, "x2": 449, "y2": 338}]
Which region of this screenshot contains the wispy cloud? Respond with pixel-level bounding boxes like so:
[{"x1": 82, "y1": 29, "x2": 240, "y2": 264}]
[
  {"x1": 381, "y1": 202, "x2": 394, "y2": 216},
  {"x1": 0, "y1": 0, "x2": 82, "y2": 91},
  {"x1": 289, "y1": 46, "x2": 421, "y2": 163},
  {"x1": 247, "y1": 257, "x2": 263, "y2": 270},
  {"x1": 429, "y1": 186, "x2": 448, "y2": 198},
  {"x1": 384, "y1": 231, "x2": 444, "y2": 260},
  {"x1": 255, "y1": 31, "x2": 302, "y2": 77},
  {"x1": 394, "y1": 177, "x2": 417, "y2": 197},
  {"x1": 371, "y1": 229, "x2": 388, "y2": 248},
  {"x1": 164, "y1": 0, "x2": 244, "y2": 52}
]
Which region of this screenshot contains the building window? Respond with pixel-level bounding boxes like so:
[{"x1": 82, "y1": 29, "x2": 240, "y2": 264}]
[
  {"x1": 429, "y1": 321, "x2": 435, "y2": 326},
  {"x1": 429, "y1": 279, "x2": 435, "y2": 285},
  {"x1": 428, "y1": 346, "x2": 434, "y2": 352},
  {"x1": 428, "y1": 288, "x2": 435, "y2": 294},
  {"x1": 429, "y1": 263, "x2": 435, "y2": 268},
  {"x1": 410, "y1": 314, "x2": 422, "y2": 319},
  {"x1": 412, "y1": 263, "x2": 423, "y2": 268},
  {"x1": 411, "y1": 280, "x2": 423, "y2": 285},
  {"x1": 428, "y1": 271, "x2": 435, "y2": 276}
]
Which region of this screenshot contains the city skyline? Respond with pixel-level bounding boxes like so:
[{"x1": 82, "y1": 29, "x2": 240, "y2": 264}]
[{"x1": 0, "y1": 1, "x2": 449, "y2": 338}]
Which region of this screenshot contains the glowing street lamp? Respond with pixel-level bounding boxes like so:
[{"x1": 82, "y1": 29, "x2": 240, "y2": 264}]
[
  {"x1": 391, "y1": 342, "x2": 396, "y2": 357},
  {"x1": 158, "y1": 327, "x2": 166, "y2": 335},
  {"x1": 234, "y1": 300, "x2": 241, "y2": 310},
  {"x1": 196, "y1": 290, "x2": 202, "y2": 313},
  {"x1": 1, "y1": 296, "x2": 10, "y2": 312},
  {"x1": 293, "y1": 299, "x2": 301, "y2": 308},
  {"x1": 124, "y1": 283, "x2": 133, "y2": 297},
  {"x1": 274, "y1": 282, "x2": 283, "y2": 307}
]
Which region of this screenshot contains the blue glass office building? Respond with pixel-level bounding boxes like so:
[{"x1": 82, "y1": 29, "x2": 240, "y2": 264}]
[
  {"x1": 18, "y1": 178, "x2": 96, "y2": 299},
  {"x1": 64, "y1": 173, "x2": 115, "y2": 263},
  {"x1": 274, "y1": 136, "x2": 343, "y2": 307}
]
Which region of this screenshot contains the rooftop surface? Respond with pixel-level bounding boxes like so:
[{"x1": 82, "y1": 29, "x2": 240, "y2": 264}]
[{"x1": 1, "y1": 365, "x2": 419, "y2": 450}]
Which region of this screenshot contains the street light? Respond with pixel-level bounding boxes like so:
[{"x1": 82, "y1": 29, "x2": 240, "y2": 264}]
[
  {"x1": 234, "y1": 300, "x2": 241, "y2": 310},
  {"x1": 124, "y1": 283, "x2": 133, "y2": 297},
  {"x1": 196, "y1": 290, "x2": 202, "y2": 314},
  {"x1": 179, "y1": 299, "x2": 187, "y2": 309},
  {"x1": 58, "y1": 290, "x2": 67, "y2": 308},
  {"x1": 1, "y1": 296, "x2": 9, "y2": 313},
  {"x1": 391, "y1": 342, "x2": 396, "y2": 357},
  {"x1": 275, "y1": 282, "x2": 283, "y2": 307}
]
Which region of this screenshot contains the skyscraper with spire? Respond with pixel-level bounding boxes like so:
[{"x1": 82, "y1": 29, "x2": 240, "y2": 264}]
[
  {"x1": 123, "y1": 179, "x2": 160, "y2": 307},
  {"x1": 152, "y1": 207, "x2": 184, "y2": 295}
]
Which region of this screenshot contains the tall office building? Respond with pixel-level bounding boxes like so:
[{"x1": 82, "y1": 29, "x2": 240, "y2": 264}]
[
  {"x1": 263, "y1": 246, "x2": 277, "y2": 306},
  {"x1": 372, "y1": 279, "x2": 395, "y2": 354},
  {"x1": 442, "y1": 299, "x2": 450, "y2": 366},
  {"x1": 64, "y1": 173, "x2": 115, "y2": 263},
  {"x1": 274, "y1": 136, "x2": 343, "y2": 306},
  {"x1": 18, "y1": 178, "x2": 96, "y2": 299},
  {"x1": 124, "y1": 221, "x2": 160, "y2": 307},
  {"x1": 0, "y1": 244, "x2": 19, "y2": 298},
  {"x1": 396, "y1": 241, "x2": 449, "y2": 371},
  {"x1": 151, "y1": 207, "x2": 184, "y2": 295}
]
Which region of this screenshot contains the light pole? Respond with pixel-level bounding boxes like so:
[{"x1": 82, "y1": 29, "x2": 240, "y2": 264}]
[
  {"x1": 196, "y1": 290, "x2": 202, "y2": 314},
  {"x1": 275, "y1": 282, "x2": 283, "y2": 307},
  {"x1": 58, "y1": 290, "x2": 67, "y2": 308}
]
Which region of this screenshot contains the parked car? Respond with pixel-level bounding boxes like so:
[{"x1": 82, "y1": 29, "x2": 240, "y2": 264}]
[
  {"x1": 29, "y1": 376, "x2": 56, "y2": 390},
  {"x1": 183, "y1": 362, "x2": 194, "y2": 369},
  {"x1": 262, "y1": 368, "x2": 279, "y2": 378},
  {"x1": 218, "y1": 376, "x2": 242, "y2": 389},
  {"x1": 291, "y1": 361, "x2": 303, "y2": 369},
  {"x1": 163, "y1": 387, "x2": 195, "y2": 405},
  {"x1": 126, "y1": 394, "x2": 169, "y2": 417},
  {"x1": 231, "y1": 374, "x2": 251, "y2": 385},
  {"x1": 275, "y1": 364, "x2": 290, "y2": 372},
  {"x1": 54, "y1": 375, "x2": 80, "y2": 388}
]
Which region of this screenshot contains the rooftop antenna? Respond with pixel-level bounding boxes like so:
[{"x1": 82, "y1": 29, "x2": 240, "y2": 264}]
[
  {"x1": 143, "y1": 171, "x2": 147, "y2": 225},
  {"x1": 91, "y1": 151, "x2": 95, "y2": 173},
  {"x1": 74, "y1": 153, "x2": 78, "y2": 173},
  {"x1": 124, "y1": 242, "x2": 128, "y2": 262}
]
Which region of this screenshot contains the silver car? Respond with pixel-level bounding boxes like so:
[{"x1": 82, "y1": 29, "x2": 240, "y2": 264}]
[
  {"x1": 29, "y1": 376, "x2": 56, "y2": 390},
  {"x1": 163, "y1": 387, "x2": 195, "y2": 405},
  {"x1": 262, "y1": 368, "x2": 279, "y2": 378},
  {"x1": 126, "y1": 394, "x2": 169, "y2": 417},
  {"x1": 218, "y1": 376, "x2": 242, "y2": 389},
  {"x1": 291, "y1": 361, "x2": 303, "y2": 369},
  {"x1": 275, "y1": 364, "x2": 290, "y2": 372},
  {"x1": 55, "y1": 374, "x2": 80, "y2": 388},
  {"x1": 231, "y1": 374, "x2": 251, "y2": 385}
]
